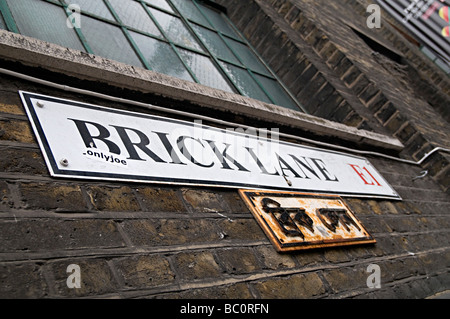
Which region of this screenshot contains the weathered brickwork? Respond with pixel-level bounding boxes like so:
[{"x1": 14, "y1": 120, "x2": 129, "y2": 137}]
[{"x1": 0, "y1": 73, "x2": 449, "y2": 299}]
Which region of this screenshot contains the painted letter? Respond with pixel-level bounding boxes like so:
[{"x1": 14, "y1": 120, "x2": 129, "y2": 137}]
[
  {"x1": 69, "y1": 119, "x2": 121, "y2": 155},
  {"x1": 177, "y1": 136, "x2": 214, "y2": 168},
  {"x1": 112, "y1": 125, "x2": 166, "y2": 162},
  {"x1": 205, "y1": 140, "x2": 249, "y2": 171}
]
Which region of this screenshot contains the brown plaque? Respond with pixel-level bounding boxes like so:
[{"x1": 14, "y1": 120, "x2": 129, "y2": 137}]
[{"x1": 239, "y1": 190, "x2": 376, "y2": 252}]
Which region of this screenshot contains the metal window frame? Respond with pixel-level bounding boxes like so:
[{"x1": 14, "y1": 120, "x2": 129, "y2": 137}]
[
  {"x1": 420, "y1": 45, "x2": 450, "y2": 75},
  {"x1": 59, "y1": 0, "x2": 93, "y2": 53},
  {"x1": 0, "y1": 0, "x2": 306, "y2": 112},
  {"x1": 137, "y1": 0, "x2": 201, "y2": 83},
  {"x1": 188, "y1": 0, "x2": 288, "y2": 107},
  {"x1": 0, "y1": 0, "x2": 19, "y2": 33},
  {"x1": 188, "y1": 0, "x2": 306, "y2": 112}
]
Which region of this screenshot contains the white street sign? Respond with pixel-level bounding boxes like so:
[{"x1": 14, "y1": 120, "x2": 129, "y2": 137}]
[{"x1": 20, "y1": 91, "x2": 401, "y2": 200}]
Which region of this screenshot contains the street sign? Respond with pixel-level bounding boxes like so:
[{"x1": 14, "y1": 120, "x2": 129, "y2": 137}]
[
  {"x1": 239, "y1": 190, "x2": 376, "y2": 252},
  {"x1": 20, "y1": 91, "x2": 400, "y2": 200}
]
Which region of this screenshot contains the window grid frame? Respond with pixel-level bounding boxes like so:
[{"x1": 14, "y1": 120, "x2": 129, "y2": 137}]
[
  {"x1": 136, "y1": 0, "x2": 201, "y2": 83},
  {"x1": 168, "y1": 0, "x2": 244, "y2": 96},
  {"x1": 200, "y1": 1, "x2": 306, "y2": 112},
  {"x1": 0, "y1": 0, "x2": 19, "y2": 33},
  {"x1": 183, "y1": 0, "x2": 276, "y2": 103},
  {"x1": 102, "y1": 0, "x2": 151, "y2": 70},
  {"x1": 59, "y1": 0, "x2": 93, "y2": 54},
  {"x1": 189, "y1": 0, "x2": 305, "y2": 112},
  {"x1": 0, "y1": 0, "x2": 306, "y2": 112}
]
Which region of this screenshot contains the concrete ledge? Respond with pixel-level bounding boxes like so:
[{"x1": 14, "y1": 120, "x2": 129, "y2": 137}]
[
  {"x1": 427, "y1": 290, "x2": 450, "y2": 299},
  {"x1": 0, "y1": 30, "x2": 404, "y2": 151}
]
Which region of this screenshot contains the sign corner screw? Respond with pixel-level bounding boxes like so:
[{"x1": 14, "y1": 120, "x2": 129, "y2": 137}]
[{"x1": 60, "y1": 158, "x2": 69, "y2": 167}]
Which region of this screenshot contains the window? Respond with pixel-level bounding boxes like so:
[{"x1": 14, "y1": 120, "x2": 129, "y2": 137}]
[{"x1": 0, "y1": 0, "x2": 305, "y2": 111}]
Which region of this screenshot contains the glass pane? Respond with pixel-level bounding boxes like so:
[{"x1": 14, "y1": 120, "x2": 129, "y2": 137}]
[
  {"x1": 254, "y1": 74, "x2": 300, "y2": 110},
  {"x1": 108, "y1": 0, "x2": 161, "y2": 36},
  {"x1": 64, "y1": 0, "x2": 115, "y2": 21},
  {"x1": 170, "y1": 0, "x2": 209, "y2": 25},
  {"x1": 224, "y1": 38, "x2": 270, "y2": 75},
  {"x1": 198, "y1": 4, "x2": 240, "y2": 39},
  {"x1": 130, "y1": 31, "x2": 193, "y2": 82},
  {"x1": 192, "y1": 25, "x2": 239, "y2": 64},
  {"x1": 220, "y1": 62, "x2": 271, "y2": 103},
  {"x1": 82, "y1": 15, "x2": 144, "y2": 68},
  {"x1": 0, "y1": 13, "x2": 6, "y2": 30},
  {"x1": 6, "y1": 0, "x2": 85, "y2": 52},
  {"x1": 149, "y1": 8, "x2": 203, "y2": 51},
  {"x1": 144, "y1": 0, "x2": 174, "y2": 13},
  {"x1": 178, "y1": 49, "x2": 234, "y2": 92}
]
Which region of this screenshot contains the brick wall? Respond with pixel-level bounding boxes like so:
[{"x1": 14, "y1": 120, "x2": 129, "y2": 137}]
[
  {"x1": 0, "y1": 0, "x2": 449, "y2": 300},
  {"x1": 217, "y1": 0, "x2": 450, "y2": 193},
  {"x1": 1, "y1": 70, "x2": 449, "y2": 299}
]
